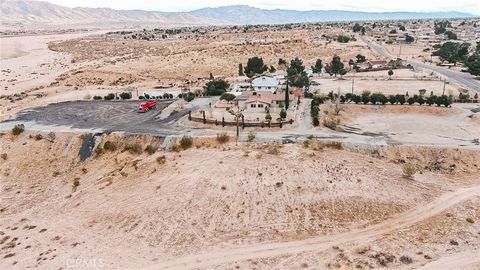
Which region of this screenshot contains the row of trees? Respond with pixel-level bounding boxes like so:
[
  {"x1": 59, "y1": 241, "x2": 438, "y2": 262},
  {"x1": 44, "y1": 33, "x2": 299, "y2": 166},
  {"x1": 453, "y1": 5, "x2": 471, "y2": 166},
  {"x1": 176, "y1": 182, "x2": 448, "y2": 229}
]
[
  {"x1": 337, "y1": 92, "x2": 453, "y2": 107},
  {"x1": 94, "y1": 92, "x2": 132, "y2": 100}
]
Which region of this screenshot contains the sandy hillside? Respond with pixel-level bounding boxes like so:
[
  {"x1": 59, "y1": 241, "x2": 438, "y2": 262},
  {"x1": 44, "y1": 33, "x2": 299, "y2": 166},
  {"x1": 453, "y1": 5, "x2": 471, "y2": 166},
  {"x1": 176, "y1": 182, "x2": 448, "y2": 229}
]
[{"x1": 0, "y1": 132, "x2": 479, "y2": 269}]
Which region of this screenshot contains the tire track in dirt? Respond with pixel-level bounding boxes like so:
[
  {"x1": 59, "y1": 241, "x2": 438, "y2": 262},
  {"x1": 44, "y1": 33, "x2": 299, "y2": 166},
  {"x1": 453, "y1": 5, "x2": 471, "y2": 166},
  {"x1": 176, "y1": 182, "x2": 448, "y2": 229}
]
[{"x1": 147, "y1": 184, "x2": 480, "y2": 269}]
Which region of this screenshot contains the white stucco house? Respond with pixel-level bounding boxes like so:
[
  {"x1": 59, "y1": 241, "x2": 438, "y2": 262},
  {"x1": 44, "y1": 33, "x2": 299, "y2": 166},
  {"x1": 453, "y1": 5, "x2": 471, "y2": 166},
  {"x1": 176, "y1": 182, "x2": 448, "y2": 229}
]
[{"x1": 251, "y1": 75, "x2": 278, "y2": 92}]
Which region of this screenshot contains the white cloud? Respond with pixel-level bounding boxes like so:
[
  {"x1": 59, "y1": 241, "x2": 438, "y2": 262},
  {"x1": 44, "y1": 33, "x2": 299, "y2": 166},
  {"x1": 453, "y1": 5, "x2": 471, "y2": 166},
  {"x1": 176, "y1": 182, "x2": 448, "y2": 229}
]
[{"x1": 40, "y1": 0, "x2": 480, "y2": 15}]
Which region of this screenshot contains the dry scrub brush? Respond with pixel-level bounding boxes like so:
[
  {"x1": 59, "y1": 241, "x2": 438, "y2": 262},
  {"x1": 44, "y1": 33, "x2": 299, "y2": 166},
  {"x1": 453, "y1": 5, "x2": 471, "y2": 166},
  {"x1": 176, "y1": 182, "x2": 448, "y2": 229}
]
[{"x1": 402, "y1": 163, "x2": 417, "y2": 179}]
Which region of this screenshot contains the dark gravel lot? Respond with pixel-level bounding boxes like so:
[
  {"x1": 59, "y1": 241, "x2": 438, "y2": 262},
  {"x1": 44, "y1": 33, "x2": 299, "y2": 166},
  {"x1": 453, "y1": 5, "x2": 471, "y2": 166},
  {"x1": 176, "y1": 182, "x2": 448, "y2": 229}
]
[{"x1": 11, "y1": 100, "x2": 185, "y2": 135}]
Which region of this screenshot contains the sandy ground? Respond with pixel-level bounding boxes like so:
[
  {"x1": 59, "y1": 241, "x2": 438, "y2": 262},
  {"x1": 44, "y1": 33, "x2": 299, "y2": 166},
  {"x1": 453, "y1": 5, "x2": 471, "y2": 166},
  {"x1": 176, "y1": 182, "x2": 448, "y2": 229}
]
[
  {"x1": 0, "y1": 132, "x2": 479, "y2": 269},
  {"x1": 1, "y1": 22, "x2": 479, "y2": 270},
  {"x1": 336, "y1": 103, "x2": 480, "y2": 147},
  {"x1": 311, "y1": 69, "x2": 467, "y2": 96}
]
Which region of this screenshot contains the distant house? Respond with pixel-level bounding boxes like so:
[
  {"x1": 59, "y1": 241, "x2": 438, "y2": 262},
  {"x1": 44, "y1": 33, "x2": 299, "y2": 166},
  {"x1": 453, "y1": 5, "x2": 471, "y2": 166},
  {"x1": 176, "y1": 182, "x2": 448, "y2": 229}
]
[
  {"x1": 357, "y1": 63, "x2": 371, "y2": 71},
  {"x1": 396, "y1": 36, "x2": 407, "y2": 44},
  {"x1": 251, "y1": 75, "x2": 278, "y2": 92},
  {"x1": 367, "y1": 60, "x2": 388, "y2": 69}
]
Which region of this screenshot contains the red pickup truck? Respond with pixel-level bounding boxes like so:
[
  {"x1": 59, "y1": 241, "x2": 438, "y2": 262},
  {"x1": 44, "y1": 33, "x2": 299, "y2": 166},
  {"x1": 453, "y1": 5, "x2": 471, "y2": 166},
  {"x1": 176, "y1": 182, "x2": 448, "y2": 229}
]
[{"x1": 138, "y1": 100, "x2": 157, "y2": 112}]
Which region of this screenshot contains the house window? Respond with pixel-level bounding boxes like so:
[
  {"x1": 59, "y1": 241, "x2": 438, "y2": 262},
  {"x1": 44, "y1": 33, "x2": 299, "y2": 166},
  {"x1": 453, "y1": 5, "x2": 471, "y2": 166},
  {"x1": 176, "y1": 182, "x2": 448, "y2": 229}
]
[
  {"x1": 251, "y1": 104, "x2": 256, "y2": 108},
  {"x1": 258, "y1": 104, "x2": 264, "y2": 108}
]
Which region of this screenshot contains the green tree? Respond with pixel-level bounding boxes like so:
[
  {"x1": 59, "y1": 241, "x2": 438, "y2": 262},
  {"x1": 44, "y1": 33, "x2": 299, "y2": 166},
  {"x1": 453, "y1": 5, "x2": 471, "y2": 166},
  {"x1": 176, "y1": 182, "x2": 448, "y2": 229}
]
[
  {"x1": 220, "y1": 92, "x2": 236, "y2": 101},
  {"x1": 339, "y1": 68, "x2": 347, "y2": 78},
  {"x1": 399, "y1": 25, "x2": 406, "y2": 31},
  {"x1": 432, "y1": 42, "x2": 470, "y2": 64},
  {"x1": 434, "y1": 20, "x2": 451, "y2": 34},
  {"x1": 285, "y1": 80, "x2": 290, "y2": 110},
  {"x1": 312, "y1": 59, "x2": 323, "y2": 73},
  {"x1": 353, "y1": 23, "x2": 362, "y2": 32},
  {"x1": 269, "y1": 65, "x2": 276, "y2": 73},
  {"x1": 405, "y1": 34, "x2": 414, "y2": 43},
  {"x1": 444, "y1": 31, "x2": 458, "y2": 40},
  {"x1": 388, "y1": 69, "x2": 394, "y2": 79},
  {"x1": 265, "y1": 111, "x2": 272, "y2": 122},
  {"x1": 278, "y1": 58, "x2": 287, "y2": 69},
  {"x1": 330, "y1": 55, "x2": 344, "y2": 77},
  {"x1": 287, "y1": 57, "x2": 309, "y2": 88},
  {"x1": 356, "y1": 54, "x2": 366, "y2": 63},
  {"x1": 204, "y1": 79, "x2": 230, "y2": 96},
  {"x1": 280, "y1": 109, "x2": 287, "y2": 119},
  {"x1": 238, "y1": 63, "x2": 244, "y2": 76},
  {"x1": 465, "y1": 53, "x2": 480, "y2": 76},
  {"x1": 244, "y1": 56, "x2": 268, "y2": 77}
]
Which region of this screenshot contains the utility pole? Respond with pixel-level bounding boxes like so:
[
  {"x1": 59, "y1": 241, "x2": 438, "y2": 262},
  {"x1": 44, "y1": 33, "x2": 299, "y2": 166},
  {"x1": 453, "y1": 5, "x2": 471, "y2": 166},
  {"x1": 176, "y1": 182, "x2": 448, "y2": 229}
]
[
  {"x1": 351, "y1": 77, "x2": 354, "y2": 94},
  {"x1": 442, "y1": 78, "x2": 446, "y2": 96}
]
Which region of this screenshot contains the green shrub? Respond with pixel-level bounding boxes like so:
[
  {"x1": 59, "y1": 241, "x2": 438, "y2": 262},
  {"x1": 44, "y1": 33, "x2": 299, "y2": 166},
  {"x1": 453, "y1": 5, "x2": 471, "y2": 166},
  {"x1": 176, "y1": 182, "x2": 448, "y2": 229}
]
[
  {"x1": 123, "y1": 143, "x2": 142, "y2": 154},
  {"x1": 337, "y1": 35, "x2": 350, "y2": 43},
  {"x1": 34, "y1": 134, "x2": 43, "y2": 140},
  {"x1": 216, "y1": 133, "x2": 230, "y2": 144},
  {"x1": 11, "y1": 124, "x2": 25, "y2": 135},
  {"x1": 361, "y1": 91, "x2": 371, "y2": 104},
  {"x1": 119, "y1": 92, "x2": 132, "y2": 100},
  {"x1": 103, "y1": 141, "x2": 117, "y2": 151},
  {"x1": 93, "y1": 95, "x2": 103, "y2": 100},
  {"x1": 247, "y1": 131, "x2": 256, "y2": 142},
  {"x1": 144, "y1": 145, "x2": 158, "y2": 155},
  {"x1": 426, "y1": 95, "x2": 436, "y2": 106},
  {"x1": 183, "y1": 92, "x2": 195, "y2": 102},
  {"x1": 104, "y1": 93, "x2": 115, "y2": 100},
  {"x1": 396, "y1": 94, "x2": 406, "y2": 105},
  {"x1": 156, "y1": 155, "x2": 166, "y2": 164},
  {"x1": 179, "y1": 135, "x2": 193, "y2": 150},
  {"x1": 219, "y1": 93, "x2": 236, "y2": 101},
  {"x1": 352, "y1": 95, "x2": 361, "y2": 104}
]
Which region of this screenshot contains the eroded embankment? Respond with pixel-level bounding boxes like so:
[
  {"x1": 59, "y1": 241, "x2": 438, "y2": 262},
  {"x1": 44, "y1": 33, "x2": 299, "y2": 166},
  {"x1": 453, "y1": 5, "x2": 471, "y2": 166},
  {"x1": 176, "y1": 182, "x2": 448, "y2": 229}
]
[{"x1": 0, "y1": 131, "x2": 479, "y2": 270}]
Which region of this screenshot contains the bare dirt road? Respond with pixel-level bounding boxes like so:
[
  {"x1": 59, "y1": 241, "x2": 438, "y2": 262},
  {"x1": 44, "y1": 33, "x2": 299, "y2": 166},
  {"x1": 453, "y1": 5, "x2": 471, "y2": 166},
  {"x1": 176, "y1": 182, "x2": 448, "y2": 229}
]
[{"x1": 147, "y1": 184, "x2": 480, "y2": 269}]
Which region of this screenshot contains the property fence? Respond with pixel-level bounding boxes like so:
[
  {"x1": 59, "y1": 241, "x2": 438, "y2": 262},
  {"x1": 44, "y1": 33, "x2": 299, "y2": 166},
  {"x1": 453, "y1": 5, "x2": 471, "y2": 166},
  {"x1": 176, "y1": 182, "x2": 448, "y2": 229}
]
[{"x1": 188, "y1": 111, "x2": 294, "y2": 128}]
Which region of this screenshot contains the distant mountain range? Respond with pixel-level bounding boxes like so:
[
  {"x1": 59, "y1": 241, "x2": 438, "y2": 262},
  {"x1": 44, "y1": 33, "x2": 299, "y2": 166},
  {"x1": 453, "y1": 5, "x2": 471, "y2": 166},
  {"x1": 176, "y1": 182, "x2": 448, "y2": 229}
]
[
  {"x1": 190, "y1": 5, "x2": 475, "y2": 25},
  {"x1": 0, "y1": 0, "x2": 476, "y2": 29}
]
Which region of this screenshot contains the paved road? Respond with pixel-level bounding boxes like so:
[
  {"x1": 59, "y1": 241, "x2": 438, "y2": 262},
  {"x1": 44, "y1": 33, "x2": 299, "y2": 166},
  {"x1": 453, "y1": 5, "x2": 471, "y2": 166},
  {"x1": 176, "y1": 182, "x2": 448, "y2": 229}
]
[
  {"x1": 360, "y1": 35, "x2": 480, "y2": 92},
  {"x1": 8, "y1": 100, "x2": 180, "y2": 135}
]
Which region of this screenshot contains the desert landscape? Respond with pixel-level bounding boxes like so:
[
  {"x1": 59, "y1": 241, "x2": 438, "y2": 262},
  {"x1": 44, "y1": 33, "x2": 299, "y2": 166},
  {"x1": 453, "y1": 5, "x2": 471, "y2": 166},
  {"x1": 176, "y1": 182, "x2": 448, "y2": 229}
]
[{"x1": 1, "y1": 0, "x2": 480, "y2": 269}]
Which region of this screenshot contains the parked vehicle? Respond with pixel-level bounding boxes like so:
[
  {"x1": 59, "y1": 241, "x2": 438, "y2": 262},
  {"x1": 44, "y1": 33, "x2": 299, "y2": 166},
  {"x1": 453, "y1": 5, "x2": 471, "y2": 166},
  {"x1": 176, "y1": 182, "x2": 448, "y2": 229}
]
[{"x1": 138, "y1": 100, "x2": 157, "y2": 112}]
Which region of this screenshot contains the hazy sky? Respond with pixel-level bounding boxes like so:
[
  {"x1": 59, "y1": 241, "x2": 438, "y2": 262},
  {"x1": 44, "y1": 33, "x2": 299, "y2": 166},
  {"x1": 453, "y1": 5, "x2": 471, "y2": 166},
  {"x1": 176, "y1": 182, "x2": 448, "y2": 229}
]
[{"x1": 40, "y1": 0, "x2": 480, "y2": 15}]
